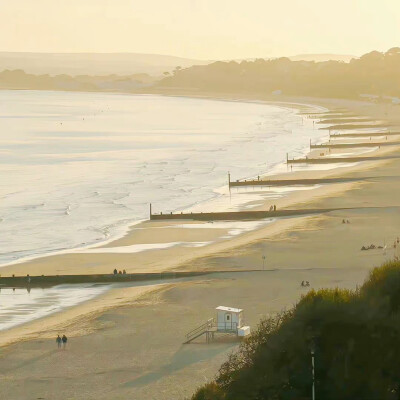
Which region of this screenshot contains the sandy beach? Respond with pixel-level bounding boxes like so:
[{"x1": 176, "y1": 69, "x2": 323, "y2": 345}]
[{"x1": 1, "y1": 94, "x2": 400, "y2": 399}]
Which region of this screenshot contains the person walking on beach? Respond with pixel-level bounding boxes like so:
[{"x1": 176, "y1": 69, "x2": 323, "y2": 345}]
[
  {"x1": 56, "y1": 335, "x2": 62, "y2": 349},
  {"x1": 62, "y1": 334, "x2": 68, "y2": 350}
]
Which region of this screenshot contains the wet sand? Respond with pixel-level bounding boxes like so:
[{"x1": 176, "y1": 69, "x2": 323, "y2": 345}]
[{"x1": 1, "y1": 95, "x2": 400, "y2": 399}]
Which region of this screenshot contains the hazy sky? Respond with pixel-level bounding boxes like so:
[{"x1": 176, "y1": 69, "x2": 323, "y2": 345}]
[{"x1": 1, "y1": 0, "x2": 399, "y2": 59}]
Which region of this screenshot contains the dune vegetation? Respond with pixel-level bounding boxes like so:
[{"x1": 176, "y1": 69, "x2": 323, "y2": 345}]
[
  {"x1": 160, "y1": 48, "x2": 400, "y2": 101},
  {"x1": 192, "y1": 260, "x2": 400, "y2": 400}
]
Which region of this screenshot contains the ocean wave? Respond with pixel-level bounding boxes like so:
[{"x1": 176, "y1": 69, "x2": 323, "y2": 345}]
[{"x1": 0, "y1": 92, "x2": 331, "y2": 267}]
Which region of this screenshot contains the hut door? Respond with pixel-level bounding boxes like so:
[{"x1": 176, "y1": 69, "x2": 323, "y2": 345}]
[{"x1": 225, "y1": 313, "x2": 231, "y2": 329}]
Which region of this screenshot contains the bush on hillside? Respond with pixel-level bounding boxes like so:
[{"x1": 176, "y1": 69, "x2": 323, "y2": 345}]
[
  {"x1": 191, "y1": 261, "x2": 400, "y2": 400},
  {"x1": 161, "y1": 48, "x2": 400, "y2": 100}
]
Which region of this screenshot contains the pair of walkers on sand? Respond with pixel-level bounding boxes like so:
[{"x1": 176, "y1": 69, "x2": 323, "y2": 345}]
[{"x1": 56, "y1": 334, "x2": 68, "y2": 349}]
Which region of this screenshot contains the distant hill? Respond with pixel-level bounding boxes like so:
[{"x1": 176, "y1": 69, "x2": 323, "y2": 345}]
[
  {"x1": 3, "y1": 49, "x2": 399, "y2": 98},
  {"x1": 288, "y1": 53, "x2": 357, "y2": 62},
  {"x1": 0, "y1": 52, "x2": 210, "y2": 77},
  {"x1": 228, "y1": 54, "x2": 357, "y2": 63},
  {"x1": 0, "y1": 69, "x2": 158, "y2": 91},
  {"x1": 158, "y1": 48, "x2": 400, "y2": 100},
  {"x1": 0, "y1": 52, "x2": 357, "y2": 78}
]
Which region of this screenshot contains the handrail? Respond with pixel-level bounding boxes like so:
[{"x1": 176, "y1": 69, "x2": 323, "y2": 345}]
[
  {"x1": 186, "y1": 324, "x2": 207, "y2": 339},
  {"x1": 186, "y1": 318, "x2": 215, "y2": 339},
  {"x1": 216, "y1": 321, "x2": 238, "y2": 331}
]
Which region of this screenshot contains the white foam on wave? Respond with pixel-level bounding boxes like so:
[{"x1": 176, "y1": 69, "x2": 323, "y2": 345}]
[{"x1": 0, "y1": 91, "x2": 331, "y2": 266}]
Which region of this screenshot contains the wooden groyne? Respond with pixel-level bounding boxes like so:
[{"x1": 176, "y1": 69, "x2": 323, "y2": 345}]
[
  {"x1": 310, "y1": 141, "x2": 400, "y2": 149},
  {"x1": 0, "y1": 269, "x2": 274, "y2": 288},
  {"x1": 330, "y1": 131, "x2": 400, "y2": 138},
  {"x1": 287, "y1": 155, "x2": 400, "y2": 164},
  {"x1": 229, "y1": 177, "x2": 370, "y2": 187},
  {"x1": 318, "y1": 118, "x2": 373, "y2": 124},
  {"x1": 323, "y1": 123, "x2": 390, "y2": 130},
  {"x1": 306, "y1": 114, "x2": 355, "y2": 119},
  {"x1": 298, "y1": 110, "x2": 349, "y2": 116},
  {"x1": 150, "y1": 207, "x2": 352, "y2": 221},
  {"x1": 0, "y1": 271, "x2": 211, "y2": 288}
]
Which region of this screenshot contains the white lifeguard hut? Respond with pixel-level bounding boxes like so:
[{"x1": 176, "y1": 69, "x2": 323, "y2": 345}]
[
  {"x1": 184, "y1": 305, "x2": 251, "y2": 343},
  {"x1": 216, "y1": 306, "x2": 242, "y2": 332}
]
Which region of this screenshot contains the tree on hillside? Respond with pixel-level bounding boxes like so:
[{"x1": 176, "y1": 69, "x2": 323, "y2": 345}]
[
  {"x1": 191, "y1": 261, "x2": 400, "y2": 400},
  {"x1": 159, "y1": 48, "x2": 400, "y2": 100}
]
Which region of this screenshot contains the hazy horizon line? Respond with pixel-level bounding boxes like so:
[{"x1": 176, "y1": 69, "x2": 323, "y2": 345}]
[{"x1": 0, "y1": 50, "x2": 364, "y2": 64}]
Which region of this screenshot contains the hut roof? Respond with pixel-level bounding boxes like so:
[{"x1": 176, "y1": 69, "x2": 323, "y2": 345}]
[{"x1": 216, "y1": 306, "x2": 243, "y2": 313}]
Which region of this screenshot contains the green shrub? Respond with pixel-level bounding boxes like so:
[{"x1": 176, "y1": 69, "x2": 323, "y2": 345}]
[
  {"x1": 191, "y1": 382, "x2": 225, "y2": 400},
  {"x1": 192, "y1": 261, "x2": 400, "y2": 400}
]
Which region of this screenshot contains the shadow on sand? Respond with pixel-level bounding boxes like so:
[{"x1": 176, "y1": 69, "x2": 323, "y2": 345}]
[{"x1": 124, "y1": 340, "x2": 237, "y2": 388}]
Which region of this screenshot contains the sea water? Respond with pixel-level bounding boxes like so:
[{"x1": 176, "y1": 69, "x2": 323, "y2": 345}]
[
  {"x1": 0, "y1": 284, "x2": 110, "y2": 331},
  {"x1": 0, "y1": 90, "x2": 329, "y2": 266}
]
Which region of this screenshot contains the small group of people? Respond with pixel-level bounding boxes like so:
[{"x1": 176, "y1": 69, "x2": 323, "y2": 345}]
[
  {"x1": 342, "y1": 219, "x2": 350, "y2": 224},
  {"x1": 113, "y1": 268, "x2": 127, "y2": 275},
  {"x1": 301, "y1": 281, "x2": 310, "y2": 287},
  {"x1": 56, "y1": 334, "x2": 68, "y2": 349},
  {"x1": 361, "y1": 243, "x2": 383, "y2": 251},
  {"x1": 269, "y1": 205, "x2": 277, "y2": 212}
]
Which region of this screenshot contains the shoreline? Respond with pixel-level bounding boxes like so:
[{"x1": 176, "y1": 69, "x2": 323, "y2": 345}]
[
  {"x1": 2, "y1": 91, "x2": 392, "y2": 272},
  {"x1": 1, "y1": 93, "x2": 399, "y2": 344},
  {"x1": 0, "y1": 282, "x2": 173, "y2": 348},
  {"x1": 0, "y1": 94, "x2": 326, "y2": 270}
]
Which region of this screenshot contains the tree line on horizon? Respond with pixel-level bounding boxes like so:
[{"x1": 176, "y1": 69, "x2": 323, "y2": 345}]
[
  {"x1": 191, "y1": 260, "x2": 400, "y2": 400},
  {"x1": 0, "y1": 69, "x2": 156, "y2": 92},
  {"x1": 1, "y1": 48, "x2": 400, "y2": 100},
  {"x1": 159, "y1": 48, "x2": 400, "y2": 100}
]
